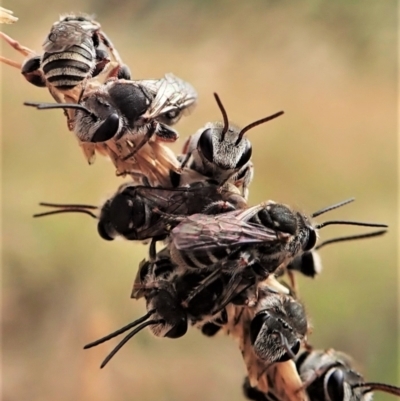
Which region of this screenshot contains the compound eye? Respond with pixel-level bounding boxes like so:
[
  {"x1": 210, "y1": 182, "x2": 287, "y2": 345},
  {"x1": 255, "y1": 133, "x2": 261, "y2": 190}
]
[
  {"x1": 304, "y1": 229, "x2": 317, "y2": 251},
  {"x1": 236, "y1": 141, "x2": 252, "y2": 168},
  {"x1": 326, "y1": 369, "x2": 345, "y2": 401},
  {"x1": 198, "y1": 128, "x2": 214, "y2": 163},
  {"x1": 97, "y1": 221, "x2": 114, "y2": 241},
  {"x1": 250, "y1": 312, "x2": 269, "y2": 345}
]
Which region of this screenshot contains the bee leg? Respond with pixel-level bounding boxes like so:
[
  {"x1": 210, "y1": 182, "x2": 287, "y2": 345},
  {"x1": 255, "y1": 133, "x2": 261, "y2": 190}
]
[
  {"x1": 122, "y1": 123, "x2": 157, "y2": 161},
  {"x1": 154, "y1": 122, "x2": 179, "y2": 142},
  {"x1": 182, "y1": 268, "x2": 222, "y2": 308},
  {"x1": 104, "y1": 60, "x2": 131, "y2": 80},
  {"x1": 92, "y1": 49, "x2": 111, "y2": 78},
  {"x1": 97, "y1": 31, "x2": 124, "y2": 64},
  {"x1": 211, "y1": 274, "x2": 247, "y2": 316},
  {"x1": 180, "y1": 151, "x2": 192, "y2": 169},
  {"x1": 116, "y1": 170, "x2": 151, "y2": 186}
]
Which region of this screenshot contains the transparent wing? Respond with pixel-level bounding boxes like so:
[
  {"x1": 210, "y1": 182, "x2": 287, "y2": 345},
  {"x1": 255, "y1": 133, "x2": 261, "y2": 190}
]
[
  {"x1": 140, "y1": 73, "x2": 198, "y2": 121},
  {"x1": 129, "y1": 184, "x2": 245, "y2": 239},
  {"x1": 171, "y1": 209, "x2": 278, "y2": 252},
  {"x1": 43, "y1": 21, "x2": 92, "y2": 53}
]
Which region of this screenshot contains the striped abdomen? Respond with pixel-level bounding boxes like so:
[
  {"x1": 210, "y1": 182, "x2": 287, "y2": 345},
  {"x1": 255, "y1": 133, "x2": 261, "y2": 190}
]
[
  {"x1": 175, "y1": 247, "x2": 231, "y2": 270},
  {"x1": 41, "y1": 38, "x2": 96, "y2": 90}
]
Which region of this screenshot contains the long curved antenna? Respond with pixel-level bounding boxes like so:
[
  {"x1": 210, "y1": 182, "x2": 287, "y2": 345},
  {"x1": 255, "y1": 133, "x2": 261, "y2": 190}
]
[
  {"x1": 100, "y1": 318, "x2": 164, "y2": 368},
  {"x1": 38, "y1": 202, "x2": 98, "y2": 209},
  {"x1": 352, "y1": 382, "x2": 400, "y2": 397},
  {"x1": 236, "y1": 111, "x2": 284, "y2": 146},
  {"x1": 33, "y1": 202, "x2": 98, "y2": 219},
  {"x1": 315, "y1": 230, "x2": 387, "y2": 250},
  {"x1": 315, "y1": 221, "x2": 388, "y2": 230},
  {"x1": 33, "y1": 209, "x2": 97, "y2": 218},
  {"x1": 311, "y1": 198, "x2": 355, "y2": 218},
  {"x1": 276, "y1": 331, "x2": 297, "y2": 361},
  {"x1": 213, "y1": 93, "x2": 229, "y2": 142},
  {"x1": 83, "y1": 309, "x2": 156, "y2": 349},
  {"x1": 24, "y1": 101, "x2": 93, "y2": 116}
]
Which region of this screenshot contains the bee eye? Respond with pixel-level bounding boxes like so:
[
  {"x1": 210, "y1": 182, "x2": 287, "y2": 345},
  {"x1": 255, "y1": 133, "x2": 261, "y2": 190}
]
[
  {"x1": 198, "y1": 128, "x2": 214, "y2": 163},
  {"x1": 236, "y1": 142, "x2": 252, "y2": 168},
  {"x1": 250, "y1": 312, "x2": 269, "y2": 345},
  {"x1": 304, "y1": 229, "x2": 317, "y2": 251},
  {"x1": 97, "y1": 221, "x2": 114, "y2": 241},
  {"x1": 326, "y1": 369, "x2": 345, "y2": 401}
]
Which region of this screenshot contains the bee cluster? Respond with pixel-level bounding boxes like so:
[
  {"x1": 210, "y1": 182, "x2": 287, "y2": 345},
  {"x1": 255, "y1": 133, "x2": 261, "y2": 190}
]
[{"x1": 2, "y1": 13, "x2": 399, "y2": 401}]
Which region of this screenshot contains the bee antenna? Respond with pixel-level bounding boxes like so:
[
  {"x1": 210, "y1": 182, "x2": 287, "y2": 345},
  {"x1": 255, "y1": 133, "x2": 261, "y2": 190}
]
[
  {"x1": 213, "y1": 93, "x2": 229, "y2": 142},
  {"x1": 352, "y1": 382, "x2": 400, "y2": 397},
  {"x1": 315, "y1": 221, "x2": 388, "y2": 230},
  {"x1": 83, "y1": 309, "x2": 156, "y2": 350},
  {"x1": 99, "y1": 318, "x2": 165, "y2": 368},
  {"x1": 276, "y1": 331, "x2": 297, "y2": 361},
  {"x1": 235, "y1": 111, "x2": 284, "y2": 146},
  {"x1": 24, "y1": 101, "x2": 94, "y2": 116},
  {"x1": 311, "y1": 198, "x2": 355, "y2": 218},
  {"x1": 315, "y1": 230, "x2": 387, "y2": 250},
  {"x1": 33, "y1": 202, "x2": 98, "y2": 219}
]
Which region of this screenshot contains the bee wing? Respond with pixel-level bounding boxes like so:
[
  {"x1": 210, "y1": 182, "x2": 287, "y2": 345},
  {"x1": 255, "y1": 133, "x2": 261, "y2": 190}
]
[
  {"x1": 141, "y1": 73, "x2": 198, "y2": 119},
  {"x1": 171, "y1": 212, "x2": 277, "y2": 252},
  {"x1": 43, "y1": 21, "x2": 92, "y2": 53}
]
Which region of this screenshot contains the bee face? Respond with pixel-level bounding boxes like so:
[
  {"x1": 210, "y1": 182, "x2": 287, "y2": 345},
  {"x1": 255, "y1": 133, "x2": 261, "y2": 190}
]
[
  {"x1": 198, "y1": 122, "x2": 252, "y2": 171},
  {"x1": 250, "y1": 295, "x2": 307, "y2": 363}
]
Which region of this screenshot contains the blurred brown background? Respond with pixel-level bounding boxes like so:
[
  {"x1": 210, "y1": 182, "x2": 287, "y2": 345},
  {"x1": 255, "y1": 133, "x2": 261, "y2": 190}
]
[{"x1": 1, "y1": 1, "x2": 398, "y2": 400}]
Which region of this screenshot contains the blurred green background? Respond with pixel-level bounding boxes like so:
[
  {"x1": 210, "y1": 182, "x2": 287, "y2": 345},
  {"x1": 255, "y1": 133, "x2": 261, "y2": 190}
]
[{"x1": 1, "y1": 1, "x2": 398, "y2": 400}]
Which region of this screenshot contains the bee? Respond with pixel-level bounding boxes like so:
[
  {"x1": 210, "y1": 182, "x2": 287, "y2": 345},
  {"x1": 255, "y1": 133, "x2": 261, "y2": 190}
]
[
  {"x1": 171, "y1": 93, "x2": 284, "y2": 199},
  {"x1": 295, "y1": 348, "x2": 400, "y2": 401},
  {"x1": 0, "y1": 14, "x2": 129, "y2": 103},
  {"x1": 83, "y1": 278, "x2": 188, "y2": 369},
  {"x1": 33, "y1": 180, "x2": 247, "y2": 242},
  {"x1": 168, "y1": 198, "x2": 387, "y2": 302},
  {"x1": 249, "y1": 287, "x2": 308, "y2": 363},
  {"x1": 24, "y1": 74, "x2": 197, "y2": 184},
  {"x1": 224, "y1": 277, "x2": 309, "y2": 401},
  {"x1": 84, "y1": 246, "x2": 250, "y2": 369}
]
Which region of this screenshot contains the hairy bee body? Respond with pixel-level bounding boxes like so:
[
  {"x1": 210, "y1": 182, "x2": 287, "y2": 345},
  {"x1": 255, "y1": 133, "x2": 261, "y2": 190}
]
[
  {"x1": 295, "y1": 348, "x2": 400, "y2": 401},
  {"x1": 223, "y1": 277, "x2": 309, "y2": 401},
  {"x1": 40, "y1": 36, "x2": 98, "y2": 90}
]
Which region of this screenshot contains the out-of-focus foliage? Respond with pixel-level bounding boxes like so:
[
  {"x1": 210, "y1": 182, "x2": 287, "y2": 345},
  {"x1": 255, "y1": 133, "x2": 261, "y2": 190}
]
[{"x1": 1, "y1": 1, "x2": 397, "y2": 401}]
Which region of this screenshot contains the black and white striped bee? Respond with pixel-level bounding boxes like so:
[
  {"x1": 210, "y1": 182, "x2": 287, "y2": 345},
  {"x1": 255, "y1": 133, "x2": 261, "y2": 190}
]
[
  {"x1": 295, "y1": 348, "x2": 400, "y2": 401},
  {"x1": 83, "y1": 246, "x2": 251, "y2": 369},
  {"x1": 0, "y1": 14, "x2": 129, "y2": 103},
  {"x1": 167, "y1": 198, "x2": 387, "y2": 302},
  {"x1": 223, "y1": 277, "x2": 309, "y2": 401},
  {"x1": 33, "y1": 180, "x2": 247, "y2": 242},
  {"x1": 172, "y1": 93, "x2": 284, "y2": 199},
  {"x1": 24, "y1": 74, "x2": 198, "y2": 184}
]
